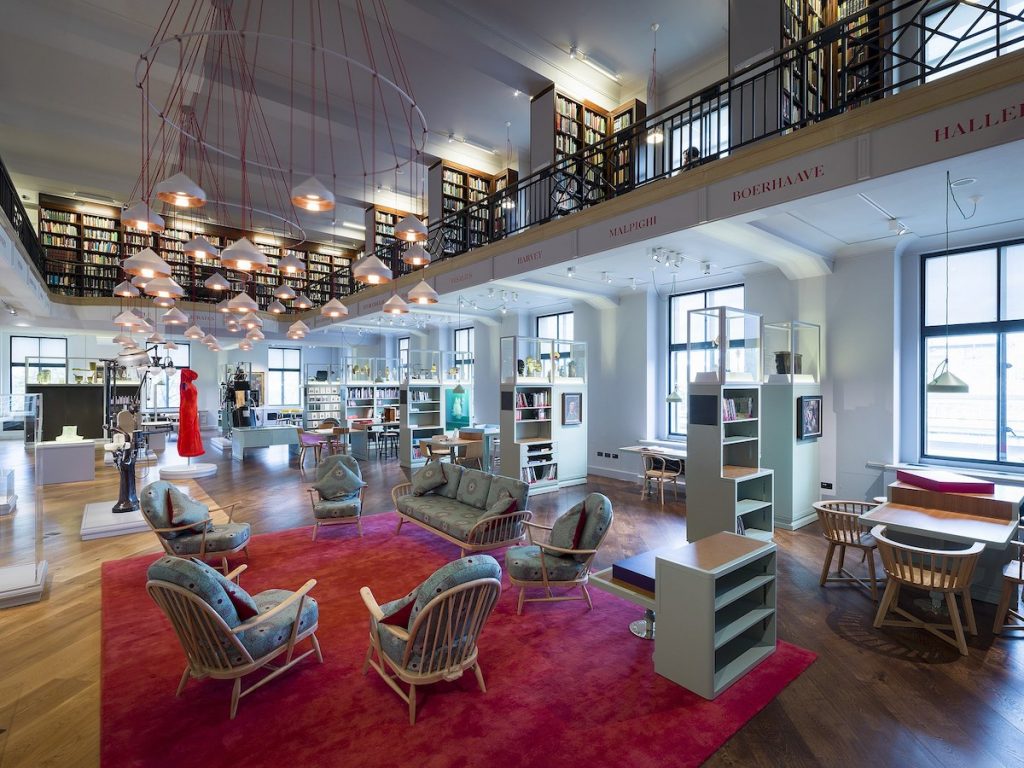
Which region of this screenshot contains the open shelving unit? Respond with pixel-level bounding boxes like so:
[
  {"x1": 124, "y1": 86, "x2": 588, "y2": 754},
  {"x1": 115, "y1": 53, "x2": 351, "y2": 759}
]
[
  {"x1": 400, "y1": 381, "x2": 444, "y2": 468},
  {"x1": 781, "y1": 0, "x2": 827, "y2": 128},
  {"x1": 303, "y1": 364, "x2": 344, "y2": 427},
  {"x1": 654, "y1": 532, "x2": 777, "y2": 700},
  {"x1": 427, "y1": 161, "x2": 495, "y2": 255}
]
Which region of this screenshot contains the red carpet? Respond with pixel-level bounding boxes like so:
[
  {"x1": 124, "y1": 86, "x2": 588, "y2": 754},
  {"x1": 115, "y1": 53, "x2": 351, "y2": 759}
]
[{"x1": 101, "y1": 513, "x2": 815, "y2": 768}]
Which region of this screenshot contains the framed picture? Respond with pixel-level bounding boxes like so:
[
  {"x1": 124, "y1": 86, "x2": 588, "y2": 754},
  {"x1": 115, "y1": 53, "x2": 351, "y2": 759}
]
[
  {"x1": 562, "y1": 392, "x2": 582, "y2": 426},
  {"x1": 797, "y1": 395, "x2": 822, "y2": 440}
]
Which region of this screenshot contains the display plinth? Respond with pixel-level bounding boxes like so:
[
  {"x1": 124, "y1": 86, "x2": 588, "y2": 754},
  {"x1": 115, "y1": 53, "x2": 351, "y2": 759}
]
[
  {"x1": 210, "y1": 437, "x2": 232, "y2": 451},
  {"x1": 35, "y1": 439, "x2": 97, "y2": 485},
  {"x1": 80, "y1": 502, "x2": 149, "y2": 540},
  {"x1": 159, "y1": 463, "x2": 218, "y2": 479},
  {"x1": 0, "y1": 562, "x2": 48, "y2": 608}
]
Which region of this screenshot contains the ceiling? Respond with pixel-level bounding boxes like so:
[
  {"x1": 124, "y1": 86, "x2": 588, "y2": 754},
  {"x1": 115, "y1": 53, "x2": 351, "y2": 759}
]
[{"x1": 0, "y1": 0, "x2": 725, "y2": 242}]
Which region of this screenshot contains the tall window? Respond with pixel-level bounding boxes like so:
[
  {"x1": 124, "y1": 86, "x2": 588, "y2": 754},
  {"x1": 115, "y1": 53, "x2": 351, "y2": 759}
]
[
  {"x1": 921, "y1": 241, "x2": 1024, "y2": 465},
  {"x1": 924, "y1": 1, "x2": 1024, "y2": 82},
  {"x1": 267, "y1": 348, "x2": 302, "y2": 407},
  {"x1": 453, "y1": 327, "x2": 475, "y2": 377},
  {"x1": 398, "y1": 337, "x2": 410, "y2": 369},
  {"x1": 143, "y1": 343, "x2": 190, "y2": 410},
  {"x1": 10, "y1": 336, "x2": 67, "y2": 394},
  {"x1": 536, "y1": 311, "x2": 574, "y2": 340},
  {"x1": 668, "y1": 285, "x2": 744, "y2": 436},
  {"x1": 670, "y1": 104, "x2": 730, "y2": 166}
]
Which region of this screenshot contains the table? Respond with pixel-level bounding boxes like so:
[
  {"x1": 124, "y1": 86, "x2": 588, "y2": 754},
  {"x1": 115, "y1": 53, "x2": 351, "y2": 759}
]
[
  {"x1": 312, "y1": 427, "x2": 349, "y2": 455},
  {"x1": 423, "y1": 436, "x2": 474, "y2": 460},
  {"x1": 35, "y1": 439, "x2": 97, "y2": 485},
  {"x1": 458, "y1": 425, "x2": 500, "y2": 472},
  {"x1": 619, "y1": 445, "x2": 687, "y2": 495},
  {"x1": 230, "y1": 425, "x2": 299, "y2": 462},
  {"x1": 350, "y1": 421, "x2": 399, "y2": 460}
]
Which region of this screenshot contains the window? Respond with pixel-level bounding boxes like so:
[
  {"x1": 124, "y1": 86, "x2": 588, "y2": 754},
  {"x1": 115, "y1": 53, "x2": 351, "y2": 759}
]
[
  {"x1": 667, "y1": 285, "x2": 744, "y2": 436},
  {"x1": 143, "y1": 343, "x2": 190, "y2": 411},
  {"x1": 398, "y1": 337, "x2": 410, "y2": 380},
  {"x1": 921, "y1": 241, "x2": 1024, "y2": 465},
  {"x1": 453, "y1": 327, "x2": 475, "y2": 377},
  {"x1": 923, "y1": 1, "x2": 1024, "y2": 82},
  {"x1": 267, "y1": 348, "x2": 302, "y2": 407},
  {"x1": 669, "y1": 104, "x2": 729, "y2": 167},
  {"x1": 10, "y1": 336, "x2": 67, "y2": 394},
  {"x1": 536, "y1": 311, "x2": 574, "y2": 340}
]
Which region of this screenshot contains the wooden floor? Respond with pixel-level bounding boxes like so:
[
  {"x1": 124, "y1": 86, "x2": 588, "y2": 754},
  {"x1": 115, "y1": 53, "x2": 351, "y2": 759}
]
[{"x1": 1, "y1": 438, "x2": 1022, "y2": 768}]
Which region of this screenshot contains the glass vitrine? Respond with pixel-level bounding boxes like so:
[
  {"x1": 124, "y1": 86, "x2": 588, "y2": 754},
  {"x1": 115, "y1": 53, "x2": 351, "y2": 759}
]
[
  {"x1": 442, "y1": 350, "x2": 474, "y2": 385},
  {"x1": 553, "y1": 341, "x2": 587, "y2": 383},
  {"x1": 345, "y1": 356, "x2": 373, "y2": 384},
  {"x1": 500, "y1": 337, "x2": 555, "y2": 384},
  {"x1": 763, "y1": 321, "x2": 820, "y2": 384},
  {"x1": 373, "y1": 357, "x2": 401, "y2": 384},
  {"x1": 305, "y1": 363, "x2": 344, "y2": 384},
  {"x1": 406, "y1": 351, "x2": 440, "y2": 383},
  {"x1": 687, "y1": 306, "x2": 763, "y2": 384}
]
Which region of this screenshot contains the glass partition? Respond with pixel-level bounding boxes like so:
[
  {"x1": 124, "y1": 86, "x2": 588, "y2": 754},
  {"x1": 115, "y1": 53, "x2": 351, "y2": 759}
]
[
  {"x1": 0, "y1": 393, "x2": 41, "y2": 445},
  {"x1": 24, "y1": 357, "x2": 142, "y2": 386},
  {"x1": 406, "y1": 351, "x2": 440, "y2": 383},
  {"x1": 345, "y1": 356, "x2": 374, "y2": 384},
  {"x1": 304, "y1": 363, "x2": 344, "y2": 384},
  {"x1": 763, "y1": 321, "x2": 820, "y2": 384},
  {"x1": 373, "y1": 358, "x2": 401, "y2": 384},
  {"x1": 687, "y1": 306, "x2": 763, "y2": 384}
]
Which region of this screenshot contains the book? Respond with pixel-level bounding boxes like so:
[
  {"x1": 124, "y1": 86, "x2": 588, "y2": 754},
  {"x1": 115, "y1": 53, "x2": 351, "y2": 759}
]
[{"x1": 895, "y1": 469, "x2": 995, "y2": 495}]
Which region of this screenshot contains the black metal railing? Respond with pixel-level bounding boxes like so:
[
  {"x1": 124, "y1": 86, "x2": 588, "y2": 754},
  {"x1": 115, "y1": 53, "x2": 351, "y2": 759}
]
[{"x1": 0, "y1": 156, "x2": 46, "y2": 275}]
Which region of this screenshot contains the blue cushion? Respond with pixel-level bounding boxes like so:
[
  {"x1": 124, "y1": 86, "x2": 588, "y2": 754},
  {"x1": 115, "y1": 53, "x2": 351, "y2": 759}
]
[{"x1": 313, "y1": 454, "x2": 366, "y2": 500}]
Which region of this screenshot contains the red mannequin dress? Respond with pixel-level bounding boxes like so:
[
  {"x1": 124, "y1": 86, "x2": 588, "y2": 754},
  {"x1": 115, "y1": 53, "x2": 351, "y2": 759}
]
[{"x1": 177, "y1": 368, "x2": 204, "y2": 458}]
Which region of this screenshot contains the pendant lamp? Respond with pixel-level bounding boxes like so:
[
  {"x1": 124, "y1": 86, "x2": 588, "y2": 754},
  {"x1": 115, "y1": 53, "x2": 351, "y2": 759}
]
[
  {"x1": 321, "y1": 298, "x2": 348, "y2": 318},
  {"x1": 502, "y1": 121, "x2": 516, "y2": 210},
  {"x1": 184, "y1": 324, "x2": 205, "y2": 340},
  {"x1": 665, "y1": 387, "x2": 683, "y2": 404},
  {"x1": 114, "y1": 280, "x2": 139, "y2": 298},
  {"x1": 204, "y1": 272, "x2": 231, "y2": 291},
  {"x1": 402, "y1": 243, "x2": 431, "y2": 267},
  {"x1": 143, "y1": 276, "x2": 185, "y2": 299},
  {"x1": 274, "y1": 283, "x2": 297, "y2": 301},
  {"x1": 395, "y1": 213, "x2": 428, "y2": 243},
  {"x1": 121, "y1": 201, "x2": 165, "y2": 233},
  {"x1": 294, "y1": 293, "x2": 313, "y2": 310},
  {"x1": 383, "y1": 294, "x2": 409, "y2": 315},
  {"x1": 228, "y1": 291, "x2": 258, "y2": 314},
  {"x1": 185, "y1": 235, "x2": 219, "y2": 260},
  {"x1": 927, "y1": 171, "x2": 970, "y2": 395},
  {"x1": 154, "y1": 172, "x2": 207, "y2": 208},
  {"x1": 268, "y1": 300, "x2": 287, "y2": 314},
  {"x1": 353, "y1": 254, "x2": 393, "y2": 285},
  {"x1": 290, "y1": 176, "x2": 336, "y2": 212},
  {"x1": 242, "y1": 313, "x2": 263, "y2": 330},
  {"x1": 220, "y1": 237, "x2": 268, "y2": 272},
  {"x1": 152, "y1": 295, "x2": 176, "y2": 308},
  {"x1": 277, "y1": 252, "x2": 306, "y2": 274},
  {"x1": 146, "y1": 331, "x2": 165, "y2": 344},
  {"x1": 289, "y1": 320, "x2": 310, "y2": 336},
  {"x1": 216, "y1": 298, "x2": 232, "y2": 314},
  {"x1": 164, "y1": 340, "x2": 178, "y2": 350},
  {"x1": 246, "y1": 328, "x2": 265, "y2": 341},
  {"x1": 114, "y1": 310, "x2": 143, "y2": 327},
  {"x1": 407, "y1": 279, "x2": 439, "y2": 305},
  {"x1": 112, "y1": 333, "x2": 134, "y2": 346},
  {"x1": 161, "y1": 306, "x2": 188, "y2": 324},
  {"x1": 239, "y1": 340, "x2": 253, "y2": 352},
  {"x1": 646, "y1": 24, "x2": 664, "y2": 145},
  {"x1": 131, "y1": 275, "x2": 149, "y2": 290},
  {"x1": 121, "y1": 248, "x2": 171, "y2": 278}
]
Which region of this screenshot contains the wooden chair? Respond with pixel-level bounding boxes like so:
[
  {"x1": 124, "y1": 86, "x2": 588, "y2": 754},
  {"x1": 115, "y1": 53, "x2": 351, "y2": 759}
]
[
  {"x1": 506, "y1": 493, "x2": 613, "y2": 614},
  {"x1": 993, "y1": 521, "x2": 1024, "y2": 634},
  {"x1": 295, "y1": 427, "x2": 323, "y2": 467},
  {"x1": 813, "y1": 500, "x2": 885, "y2": 602},
  {"x1": 871, "y1": 525, "x2": 983, "y2": 656},
  {"x1": 455, "y1": 440, "x2": 484, "y2": 470},
  {"x1": 423, "y1": 442, "x2": 452, "y2": 463},
  {"x1": 640, "y1": 452, "x2": 683, "y2": 504},
  {"x1": 360, "y1": 556, "x2": 502, "y2": 724},
  {"x1": 317, "y1": 418, "x2": 342, "y2": 455},
  {"x1": 307, "y1": 454, "x2": 367, "y2": 541},
  {"x1": 146, "y1": 558, "x2": 322, "y2": 719}
]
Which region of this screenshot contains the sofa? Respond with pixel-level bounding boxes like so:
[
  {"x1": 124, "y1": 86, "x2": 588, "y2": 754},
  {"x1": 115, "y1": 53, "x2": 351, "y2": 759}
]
[{"x1": 392, "y1": 463, "x2": 531, "y2": 555}]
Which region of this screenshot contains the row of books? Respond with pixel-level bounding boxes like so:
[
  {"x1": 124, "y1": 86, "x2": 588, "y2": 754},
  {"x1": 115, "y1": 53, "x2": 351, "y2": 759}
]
[
  {"x1": 516, "y1": 391, "x2": 550, "y2": 407},
  {"x1": 523, "y1": 464, "x2": 557, "y2": 484},
  {"x1": 40, "y1": 222, "x2": 78, "y2": 236},
  {"x1": 722, "y1": 397, "x2": 755, "y2": 422},
  {"x1": 82, "y1": 214, "x2": 117, "y2": 228}
]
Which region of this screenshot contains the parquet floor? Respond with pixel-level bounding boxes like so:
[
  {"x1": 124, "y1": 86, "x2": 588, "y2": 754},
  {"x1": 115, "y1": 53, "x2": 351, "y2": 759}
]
[{"x1": 0, "y1": 439, "x2": 1022, "y2": 768}]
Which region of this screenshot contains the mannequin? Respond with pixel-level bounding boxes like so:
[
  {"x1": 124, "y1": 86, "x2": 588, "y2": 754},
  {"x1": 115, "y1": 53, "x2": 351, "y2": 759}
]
[{"x1": 177, "y1": 368, "x2": 204, "y2": 458}]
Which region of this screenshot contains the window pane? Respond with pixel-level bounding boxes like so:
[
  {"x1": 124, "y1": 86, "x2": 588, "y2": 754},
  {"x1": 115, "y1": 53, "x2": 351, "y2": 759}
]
[
  {"x1": 267, "y1": 371, "x2": 283, "y2": 406},
  {"x1": 536, "y1": 316, "x2": 556, "y2": 339},
  {"x1": 283, "y1": 349, "x2": 301, "y2": 368},
  {"x1": 268, "y1": 348, "x2": 283, "y2": 368},
  {"x1": 924, "y1": 250, "x2": 997, "y2": 326},
  {"x1": 1003, "y1": 244, "x2": 1024, "y2": 319},
  {"x1": 924, "y1": 333, "x2": 997, "y2": 460},
  {"x1": 710, "y1": 286, "x2": 743, "y2": 309},
  {"x1": 283, "y1": 371, "x2": 301, "y2": 404},
  {"x1": 669, "y1": 349, "x2": 687, "y2": 434},
  {"x1": 1005, "y1": 331, "x2": 1024, "y2": 463},
  {"x1": 39, "y1": 338, "x2": 67, "y2": 359},
  {"x1": 559, "y1": 314, "x2": 574, "y2": 341},
  {"x1": 11, "y1": 337, "x2": 38, "y2": 364},
  {"x1": 11, "y1": 367, "x2": 25, "y2": 396},
  {"x1": 670, "y1": 293, "x2": 705, "y2": 344},
  {"x1": 925, "y1": 3, "x2": 998, "y2": 81}
]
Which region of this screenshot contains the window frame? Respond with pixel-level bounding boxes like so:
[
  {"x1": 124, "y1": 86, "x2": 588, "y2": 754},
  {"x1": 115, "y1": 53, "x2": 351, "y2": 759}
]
[
  {"x1": 10, "y1": 335, "x2": 68, "y2": 394},
  {"x1": 267, "y1": 347, "x2": 302, "y2": 407},
  {"x1": 143, "y1": 342, "x2": 191, "y2": 411},
  {"x1": 535, "y1": 311, "x2": 574, "y2": 340}
]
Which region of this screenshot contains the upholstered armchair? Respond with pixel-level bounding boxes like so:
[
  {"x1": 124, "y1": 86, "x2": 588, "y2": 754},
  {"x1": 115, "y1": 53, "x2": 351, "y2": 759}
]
[
  {"x1": 506, "y1": 493, "x2": 613, "y2": 615},
  {"x1": 360, "y1": 555, "x2": 502, "y2": 724},
  {"x1": 146, "y1": 556, "x2": 322, "y2": 719},
  {"x1": 307, "y1": 453, "x2": 367, "y2": 540},
  {"x1": 140, "y1": 481, "x2": 250, "y2": 573}
]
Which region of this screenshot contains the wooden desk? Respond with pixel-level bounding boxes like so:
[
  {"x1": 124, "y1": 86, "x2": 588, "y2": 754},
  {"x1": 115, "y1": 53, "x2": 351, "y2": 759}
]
[{"x1": 619, "y1": 445, "x2": 686, "y2": 491}]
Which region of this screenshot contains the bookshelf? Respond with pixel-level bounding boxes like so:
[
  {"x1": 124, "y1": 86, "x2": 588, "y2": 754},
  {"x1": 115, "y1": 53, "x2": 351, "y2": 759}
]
[
  {"x1": 38, "y1": 194, "x2": 124, "y2": 297},
  {"x1": 654, "y1": 532, "x2": 777, "y2": 700},
  {"x1": 837, "y1": 0, "x2": 885, "y2": 107},
  {"x1": 610, "y1": 99, "x2": 647, "y2": 190},
  {"x1": 303, "y1": 364, "x2": 344, "y2": 427},
  {"x1": 344, "y1": 385, "x2": 376, "y2": 424},
  {"x1": 501, "y1": 384, "x2": 558, "y2": 493},
  {"x1": 399, "y1": 379, "x2": 444, "y2": 468},
  {"x1": 781, "y1": 0, "x2": 827, "y2": 128},
  {"x1": 491, "y1": 168, "x2": 519, "y2": 237},
  {"x1": 427, "y1": 161, "x2": 495, "y2": 255}
]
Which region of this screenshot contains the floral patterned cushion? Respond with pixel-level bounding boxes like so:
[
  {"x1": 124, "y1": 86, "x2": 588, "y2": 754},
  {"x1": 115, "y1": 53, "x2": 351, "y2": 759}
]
[
  {"x1": 549, "y1": 493, "x2": 613, "y2": 560},
  {"x1": 165, "y1": 522, "x2": 251, "y2": 556},
  {"x1": 436, "y1": 463, "x2": 464, "y2": 499},
  {"x1": 484, "y1": 475, "x2": 528, "y2": 511},
  {"x1": 313, "y1": 496, "x2": 361, "y2": 519},
  {"x1": 234, "y1": 589, "x2": 319, "y2": 662},
  {"x1": 398, "y1": 496, "x2": 483, "y2": 540},
  {"x1": 313, "y1": 454, "x2": 365, "y2": 500},
  {"x1": 505, "y1": 545, "x2": 588, "y2": 582},
  {"x1": 140, "y1": 481, "x2": 210, "y2": 538},
  {"x1": 411, "y1": 462, "x2": 447, "y2": 496},
  {"x1": 456, "y1": 468, "x2": 492, "y2": 509},
  {"x1": 147, "y1": 555, "x2": 251, "y2": 627},
  {"x1": 549, "y1": 501, "x2": 586, "y2": 550}
]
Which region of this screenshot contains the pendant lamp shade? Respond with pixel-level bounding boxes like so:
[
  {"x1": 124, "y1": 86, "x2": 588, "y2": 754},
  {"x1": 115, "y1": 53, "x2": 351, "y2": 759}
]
[
  {"x1": 112, "y1": 333, "x2": 134, "y2": 346},
  {"x1": 121, "y1": 248, "x2": 172, "y2": 278},
  {"x1": 383, "y1": 294, "x2": 409, "y2": 315},
  {"x1": 146, "y1": 331, "x2": 165, "y2": 344},
  {"x1": 501, "y1": 195, "x2": 516, "y2": 210},
  {"x1": 216, "y1": 298, "x2": 232, "y2": 314},
  {"x1": 646, "y1": 126, "x2": 665, "y2": 145},
  {"x1": 184, "y1": 324, "x2": 205, "y2": 340},
  {"x1": 201, "y1": 334, "x2": 217, "y2": 346},
  {"x1": 928, "y1": 172, "x2": 970, "y2": 396},
  {"x1": 164, "y1": 340, "x2": 178, "y2": 350},
  {"x1": 268, "y1": 299, "x2": 287, "y2": 314},
  {"x1": 152, "y1": 295, "x2": 176, "y2": 308},
  {"x1": 154, "y1": 172, "x2": 207, "y2": 208},
  {"x1": 290, "y1": 176, "x2": 336, "y2": 212},
  {"x1": 274, "y1": 283, "x2": 297, "y2": 300},
  {"x1": 407, "y1": 279, "x2": 439, "y2": 304},
  {"x1": 289, "y1": 320, "x2": 310, "y2": 336},
  {"x1": 161, "y1": 306, "x2": 188, "y2": 324},
  {"x1": 395, "y1": 213, "x2": 427, "y2": 243},
  {"x1": 186, "y1": 235, "x2": 219, "y2": 260},
  {"x1": 320, "y1": 298, "x2": 348, "y2": 318},
  {"x1": 242, "y1": 313, "x2": 263, "y2": 329},
  {"x1": 131, "y1": 275, "x2": 149, "y2": 290},
  {"x1": 294, "y1": 293, "x2": 313, "y2": 310},
  {"x1": 246, "y1": 328, "x2": 265, "y2": 341},
  {"x1": 114, "y1": 280, "x2": 139, "y2": 298},
  {"x1": 453, "y1": 382, "x2": 466, "y2": 394},
  {"x1": 121, "y1": 201, "x2": 165, "y2": 233},
  {"x1": 926, "y1": 364, "x2": 969, "y2": 393},
  {"x1": 665, "y1": 387, "x2": 683, "y2": 404},
  {"x1": 204, "y1": 272, "x2": 231, "y2": 291},
  {"x1": 353, "y1": 254, "x2": 392, "y2": 285},
  {"x1": 228, "y1": 291, "x2": 258, "y2": 314},
  {"x1": 114, "y1": 310, "x2": 143, "y2": 327},
  {"x1": 220, "y1": 238, "x2": 268, "y2": 272},
  {"x1": 277, "y1": 252, "x2": 306, "y2": 274},
  {"x1": 402, "y1": 243, "x2": 431, "y2": 267},
  {"x1": 138, "y1": 318, "x2": 155, "y2": 334},
  {"x1": 143, "y1": 276, "x2": 185, "y2": 299}
]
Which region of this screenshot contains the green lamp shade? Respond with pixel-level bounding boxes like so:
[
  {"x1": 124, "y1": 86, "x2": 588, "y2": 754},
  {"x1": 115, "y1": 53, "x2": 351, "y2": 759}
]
[{"x1": 926, "y1": 362, "x2": 969, "y2": 394}]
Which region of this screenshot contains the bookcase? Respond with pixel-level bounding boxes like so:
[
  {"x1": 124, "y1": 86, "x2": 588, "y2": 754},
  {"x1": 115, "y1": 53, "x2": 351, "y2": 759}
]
[
  {"x1": 303, "y1": 364, "x2": 344, "y2": 428},
  {"x1": 344, "y1": 384, "x2": 376, "y2": 424},
  {"x1": 38, "y1": 194, "x2": 124, "y2": 297},
  {"x1": 363, "y1": 204, "x2": 419, "y2": 254},
  {"x1": 529, "y1": 86, "x2": 612, "y2": 173},
  {"x1": 609, "y1": 99, "x2": 647, "y2": 191},
  {"x1": 400, "y1": 380, "x2": 444, "y2": 468},
  {"x1": 501, "y1": 384, "x2": 558, "y2": 493},
  {"x1": 491, "y1": 168, "x2": 519, "y2": 238},
  {"x1": 654, "y1": 532, "x2": 777, "y2": 700},
  {"x1": 837, "y1": 0, "x2": 885, "y2": 106},
  {"x1": 427, "y1": 161, "x2": 494, "y2": 255},
  {"x1": 781, "y1": 0, "x2": 827, "y2": 128}
]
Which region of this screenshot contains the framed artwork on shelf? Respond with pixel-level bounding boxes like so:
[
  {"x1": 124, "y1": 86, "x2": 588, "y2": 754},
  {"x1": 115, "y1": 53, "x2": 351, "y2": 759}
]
[
  {"x1": 797, "y1": 394, "x2": 822, "y2": 440},
  {"x1": 562, "y1": 392, "x2": 582, "y2": 426}
]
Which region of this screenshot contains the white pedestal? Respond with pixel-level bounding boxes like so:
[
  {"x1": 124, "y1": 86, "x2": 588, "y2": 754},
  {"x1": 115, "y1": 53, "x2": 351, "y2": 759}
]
[
  {"x1": 159, "y1": 463, "x2": 218, "y2": 479},
  {"x1": 35, "y1": 440, "x2": 96, "y2": 485},
  {"x1": 80, "y1": 501, "x2": 149, "y2": 540},
  {"x1": 210, "y1": 437, "x2": 232, "y2": 451},
  {"x1": 0, "y1": 494, "x2": 18, "y2": 515},
  {"x1": 0, "y1": 561, "x2": 48, "y2": 608}
]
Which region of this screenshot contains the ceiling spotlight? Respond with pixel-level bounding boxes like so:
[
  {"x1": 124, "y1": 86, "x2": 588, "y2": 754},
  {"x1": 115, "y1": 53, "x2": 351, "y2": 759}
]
[
  {"x1": 602, "y1": 271, "x2": 612, "y2": 284},
  {"x1": 651, "y1": 248, "x2": 663, "y2": 264},
  {"x1": 500, "y1": 304, "x2": 508, "y2": 315},
  {"x1": 512, "y1": 292, "x2": 519, "y2": 303},
  {"x1": 701, "y1": 261, "x2": 713, "y2": 276},
  {"x1": 888, "y1": 218, "x2": 910, "y2": 236},
  {"x1": 566, "y1": 265, "x2": 575, "y2": 278},
  {"x1": 630, "y1": 277, "x2": 638, "y2": 291}
]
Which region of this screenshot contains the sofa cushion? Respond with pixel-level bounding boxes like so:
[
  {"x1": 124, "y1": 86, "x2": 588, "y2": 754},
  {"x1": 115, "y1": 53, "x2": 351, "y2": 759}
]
[
  {"x1": 313, "y1": 455, "x2": 365, "y2": 500},
  {"x1": 166, "y1": 485, "x2": 211, "y2": 534},
  {"x1": 411, "y1": 462, "x2": 447, "y2": 496},
  {"x1": 313, "y1": 496, "x2": 361, "y2": 519},
  {"x1": 550, "y1": 500, "x2": 586, "y2": 551},
  {"x1": 379, "y1": 590, "x2": 416, "y2": 627},
  {"x1": 410, "y1": 555, "x2": 501, "y2": 622},
  {"x1": 140, "y1": 481, "x2": 210, "y2": 538},
  {"x1": 550, "y1": 494, "x2": 613, "y2": 561},
  {"x1": 456, "y1": 468, "x2": 492, "y2": 509},
  {"x1": 164, "y1": 522, "x2": 251, "y2": 556},
  {"x1": 505, "y1": 545, "x2": 587, "y2": 582},
  {"x1": 147, "y1": 556, "x2": 248, "y2": 628},
  {"x1": 436, "y1": 463, "x2": 464, "y2": 499},
  {"x1": 481, "y1": 492, "x2": 517, "y2": 520},
  {"x1": 234, "y1": 589, "x2": 319, "y2": 662},
  {"x1": 398, "y1": 495, "x2": 484, "y2": 541},
  {"x1": 485, "y1": 475, "x2": 529, "y2": 511}
]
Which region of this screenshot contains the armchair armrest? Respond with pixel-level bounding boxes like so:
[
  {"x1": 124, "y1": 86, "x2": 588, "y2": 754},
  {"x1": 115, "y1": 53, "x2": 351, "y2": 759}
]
[
  {"x1": 225, "y1": 563, "x2": 248, "y2": 583},
  {"x1": 466, "y1": 509, "x2": 533, "y2": 546},
  {"x1": 360, "y1": 586, "x2": 385, "y2": 621},
  {"x1": 379, "y1": 624, "x2": 411, "y2": 641},
  {"x1": 230, "y1": 579, "x2": 317, "y2": 634},
  {"x1": 523, "y1": 520, "x2": 553, "y2": 531},
  {"x1": 208, "y1": 503, "x2": 237, "y2": 523},
  {"x1": 391, "y1": 483, "x2": 413, "y2": 509},
  {"x1": 151, "y1": 515, "x2": 214, "y2": 535},
  {"x1": 523, "y1": 518, "x2": 550, "y2": 544},
  {"x1": 536, "y1": 541, "x2": 598, "y2": 557}
]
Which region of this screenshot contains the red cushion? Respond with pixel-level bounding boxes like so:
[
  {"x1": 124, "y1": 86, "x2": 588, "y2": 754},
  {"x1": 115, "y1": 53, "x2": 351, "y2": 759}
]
[
  {"x1": 571, "y1": 507, "x2": 589, "y2": 550},
  {"x1": 381, "y1": 597, "x2": 415, "y2": 627},
  {"x1": 223, "y1": 582, "x2": 259, "y2": 620}
]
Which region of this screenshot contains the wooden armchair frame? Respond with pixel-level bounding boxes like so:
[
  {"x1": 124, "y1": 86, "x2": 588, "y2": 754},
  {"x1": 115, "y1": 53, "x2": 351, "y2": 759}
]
[
  {"x1": 994, "y1": 527, "x2": 1024, "y2": 634},
  {"x1": 295, "y1": 427, "x2": 323, "y2": 467},
  {"x1": 813, "y1": 500, "x2": 885, "y2": 602},
  {"x1": 640, "y1": 453, "x2": 683, "y2": 505},
  {"x1": 508, "y1": 519, "x2": 609, "y2": 615},
  {"x1": 392, "y1": 483, "x2": 532, "y2": 555},
  {"x1": 871, "y1": 525, "x2": 983, "y2": 656},
  {"x1": 307, "y1": 485, "x2": 368, "y2": 541},
  {"x1": 144, "y1": 502, "x2": 245, "y2": 574},
  {"x1": 423, "y1": 443, "x2": 452, "y2": 462},
  {"x1": 360, "y1": 576, "x2": 501, "y2": 724},
  {"x1": 147, "y1": 564, "x2": 322, "y2": 719}
]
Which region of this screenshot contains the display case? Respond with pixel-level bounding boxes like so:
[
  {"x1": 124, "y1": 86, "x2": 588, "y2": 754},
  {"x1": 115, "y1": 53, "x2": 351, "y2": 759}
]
[
  {"x1": 305, "y1": 363, "x2": 344, "y2": 385},
  {"x1": 442, "y1": 350, "x2": 474, "y2": 385},
  {"x1": 0, "y1": 477, "x2": 46, "y2": 609},
  {"x1": 24, "y1": 356, "x2": 141, "y2": 387},
  {"x1": 0, "y1": 393, "x2": 42, "y2": 445},
  {"x1": 345, "y1": 356, "x2": 374, "y2": 384},
  {"x1": 372, "y1": 358, "x2": 401, "y2": 384},
  {"x1": 763, "y1": 321, "x2": 820, "y2": 384},
  {"x1": 500, "y1": 337, "x2": 555, "y2": 384},
  {"x1": 406, "y1": 351, "x2": 440, "y2": 383},
  {"x1": 553, "y1": 341, "x2": 587, "y2": 383},
  {"x1": 687, "y1": 307, "x2": 763, "y2": 385}
]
